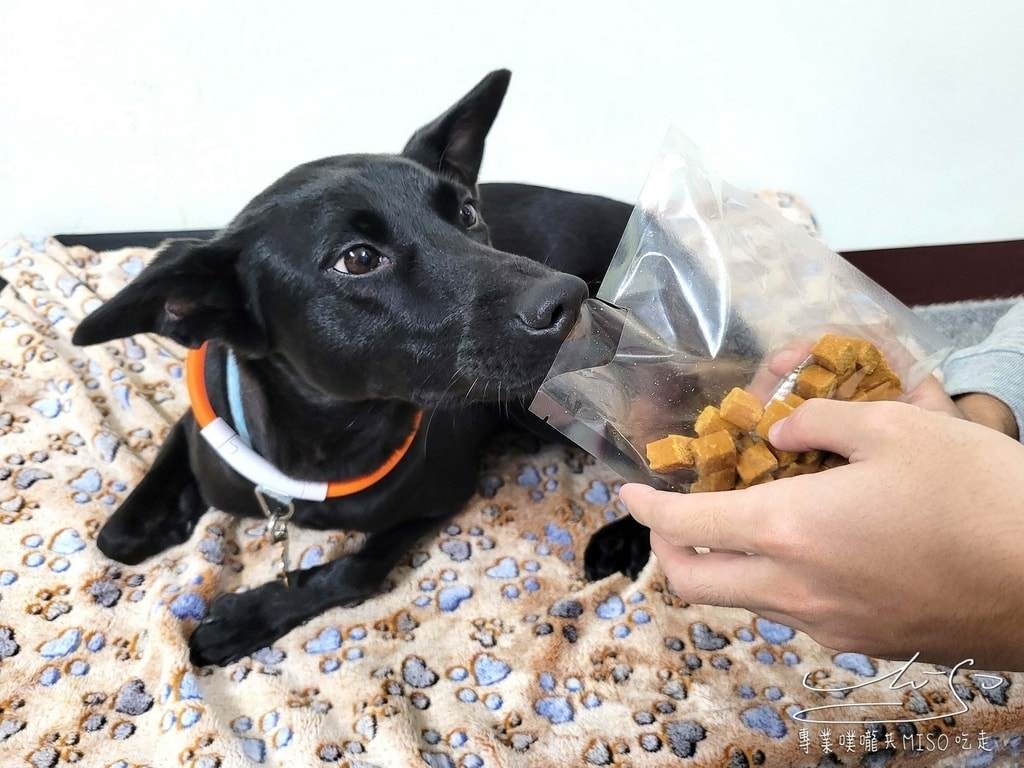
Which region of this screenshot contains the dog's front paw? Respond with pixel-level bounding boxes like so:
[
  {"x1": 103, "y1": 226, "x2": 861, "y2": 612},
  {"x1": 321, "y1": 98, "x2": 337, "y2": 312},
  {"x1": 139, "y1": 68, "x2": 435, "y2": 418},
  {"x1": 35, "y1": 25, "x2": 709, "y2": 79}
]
[
  {"x1": 189, "y1": 582, "x2": 291, "y2": 667},
  {"x1": 583, "y1": 515, "x2": 652, "y2": 581},
  {"x1": 98, "y1": 482, "x2": 205, "y2": 565},
  {"x1": 97, "y1": 516, "x2": 196, "y2": 566}
]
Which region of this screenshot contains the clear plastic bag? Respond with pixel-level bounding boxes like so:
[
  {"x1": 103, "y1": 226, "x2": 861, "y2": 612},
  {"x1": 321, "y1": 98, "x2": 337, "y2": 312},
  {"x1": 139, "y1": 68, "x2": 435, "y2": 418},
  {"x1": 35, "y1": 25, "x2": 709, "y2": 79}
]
[{"x1": 529, "y1": 129, "x2": 953, "y2": 491}]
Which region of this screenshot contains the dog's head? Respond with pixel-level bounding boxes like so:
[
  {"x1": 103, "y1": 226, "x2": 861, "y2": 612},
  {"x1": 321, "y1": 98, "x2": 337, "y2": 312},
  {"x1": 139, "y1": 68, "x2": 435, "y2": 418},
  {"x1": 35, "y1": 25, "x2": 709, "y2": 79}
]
[{"x1": 72, "y1": 70, "x2": 587, "y2": 407}]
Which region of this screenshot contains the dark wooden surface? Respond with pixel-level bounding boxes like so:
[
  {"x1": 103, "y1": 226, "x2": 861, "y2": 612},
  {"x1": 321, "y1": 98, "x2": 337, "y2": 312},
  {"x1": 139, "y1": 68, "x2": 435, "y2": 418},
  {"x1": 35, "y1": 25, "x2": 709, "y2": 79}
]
[
  {"x1": 842, "y1": 239, "x2": 1024, "y2": 305},
  {"x1": 39, "y1": 234, "x2": 1024, "y2": 306}
]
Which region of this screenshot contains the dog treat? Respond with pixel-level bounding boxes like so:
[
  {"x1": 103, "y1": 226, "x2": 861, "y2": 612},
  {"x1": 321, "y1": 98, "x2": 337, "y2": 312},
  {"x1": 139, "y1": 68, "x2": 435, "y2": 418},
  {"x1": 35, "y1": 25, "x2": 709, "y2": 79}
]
[
  {"x1": 773, "y1": 461, "x2": 821, "y2": 479},
  {"x1": 810, "y1": 334, "x2": 857, "y2": 377},
  {"x1": 719, "y1": 387, "x2": 764, "y2": 431},
  {"x1": 856, "y1": 357, "x2": 903, "y2": 395},
  {"x1": 690, "y1": 431, "x2": 738, "y2": 475},
  {"x1": 694, "y1": 405, "x2": 742, "y2": 437},
  {"x1": 783, "y1": 392, "x2": 806, "y2": 409},
  {"x1": 691, "y1": 467, "x2": 737, "y2": 493},
  {"x1": 850, "y1": 338, "x2": 882, "y2": 374},
  {"x1": 646, "y1": 434, "x2": 695, "y2": 473},
  {"x1": 644, "y1": 335, "x2": 903, "y2": 492},
  {"x1": 755, "y1": 398, "x2": 796, "y2": 440},
  {"x1": 821, "y1": 452, "x2": 849, "y2": 470},
  {"x1": 769, "y1": 444, "x2": 800, "y2": 467},
  {"x1": 794, "y1": 364, "x2": 838, "y2": 399},
  {"x1": 852, "y1": 382, "x2": 901, "y2": 402},
  {"x1": 736, "y1": 440, "x2": 778, "y2": 484},
  {"x1": 798, "y1": 449, "x2": 823, "y2": 465}
]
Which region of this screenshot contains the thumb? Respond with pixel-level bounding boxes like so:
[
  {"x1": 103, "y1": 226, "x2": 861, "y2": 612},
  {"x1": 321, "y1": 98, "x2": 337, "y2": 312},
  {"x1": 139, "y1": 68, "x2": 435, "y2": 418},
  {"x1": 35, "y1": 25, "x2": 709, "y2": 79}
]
[
  {"x1": 766, "y1": 398, "x2": 901, "y2": 458},
  {"x1": 903, "y1": 374, "x2": 961, "y2": 418}
]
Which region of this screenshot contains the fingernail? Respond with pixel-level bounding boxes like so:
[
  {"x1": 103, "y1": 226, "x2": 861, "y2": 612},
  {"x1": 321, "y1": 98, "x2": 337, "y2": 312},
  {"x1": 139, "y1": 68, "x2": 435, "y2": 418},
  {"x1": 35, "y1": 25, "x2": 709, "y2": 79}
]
[
  {"x1": 767, "y1": 417, "x2": 788, "y2": 445},
  {"x1": 619, "y1": 483, "x2": 640, "y2": 499},
  {"x1": 619, "y1": 483, "x2": 651, "y2": 506}
]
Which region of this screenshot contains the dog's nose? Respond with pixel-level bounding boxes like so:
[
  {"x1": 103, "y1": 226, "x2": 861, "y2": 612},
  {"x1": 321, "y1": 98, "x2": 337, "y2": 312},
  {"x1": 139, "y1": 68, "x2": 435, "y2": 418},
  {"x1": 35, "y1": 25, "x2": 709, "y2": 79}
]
[{"x1": 514, "y1": 274, "x2": 588, "y2": 338}]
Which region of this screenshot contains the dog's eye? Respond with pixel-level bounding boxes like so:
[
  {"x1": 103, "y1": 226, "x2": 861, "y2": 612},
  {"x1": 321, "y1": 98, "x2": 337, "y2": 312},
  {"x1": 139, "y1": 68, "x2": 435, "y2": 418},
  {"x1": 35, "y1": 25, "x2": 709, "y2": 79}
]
[
  {"x1": 458, "y1": 201, "x2": 479, "y2": 229},
  {"x1": 334, "y1": 245, "x2": 384, "y2": 276}
]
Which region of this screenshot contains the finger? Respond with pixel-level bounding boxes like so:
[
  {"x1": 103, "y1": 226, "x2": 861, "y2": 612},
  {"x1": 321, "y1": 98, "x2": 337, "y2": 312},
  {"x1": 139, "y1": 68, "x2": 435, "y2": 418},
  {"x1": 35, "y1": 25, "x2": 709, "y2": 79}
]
[
  {"x1": 903, "y1": 374, "x2": 961, "y2": 417},
  {"x1": 767, "y1": 343, "x2": 813, "y2": 377},
  {"x1": 765, "y1": 397, "x2": 904, "y2": 457},
  {"x1": 621, "y1": 483, "x2": 765, "y2": 553},
  {"x1": 649, "y1": 533, "x2": 751, "y2": 571},
  {"x1": 649, "y1": 531, "x2": 775, "y2": 612},
  {"x1": 747, "y1": 342, "x2": 812, "y2": 401}
]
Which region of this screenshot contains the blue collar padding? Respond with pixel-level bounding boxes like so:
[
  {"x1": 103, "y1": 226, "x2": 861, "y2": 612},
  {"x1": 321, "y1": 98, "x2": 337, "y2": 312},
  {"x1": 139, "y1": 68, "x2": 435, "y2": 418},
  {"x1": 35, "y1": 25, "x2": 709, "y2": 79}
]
[{"x1": 225, "y1": 349, "x2": 253, "y2": 447}]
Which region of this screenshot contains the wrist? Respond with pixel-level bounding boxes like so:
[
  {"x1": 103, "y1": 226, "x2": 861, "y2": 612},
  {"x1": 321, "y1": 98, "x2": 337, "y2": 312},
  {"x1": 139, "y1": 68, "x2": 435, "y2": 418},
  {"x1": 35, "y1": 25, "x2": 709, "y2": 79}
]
[{"x1": 954, "y1": 393, "x2": 1019, "y2": 439}]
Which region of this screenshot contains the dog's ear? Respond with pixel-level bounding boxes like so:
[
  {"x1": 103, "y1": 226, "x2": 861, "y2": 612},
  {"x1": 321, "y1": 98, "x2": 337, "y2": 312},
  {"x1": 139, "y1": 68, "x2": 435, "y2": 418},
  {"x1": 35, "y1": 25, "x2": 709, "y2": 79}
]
[
  {"x1": 402, "y1": 69, "x2": 511, "y2": 186},
  {"x1": 72, "y1": 237, "x2": 268, "y2": 353}
]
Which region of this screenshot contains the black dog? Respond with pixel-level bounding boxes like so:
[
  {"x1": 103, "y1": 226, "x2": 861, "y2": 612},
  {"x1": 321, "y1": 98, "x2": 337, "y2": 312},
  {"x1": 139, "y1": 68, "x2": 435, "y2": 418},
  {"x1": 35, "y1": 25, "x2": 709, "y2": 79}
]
[{"x1": 72, "y1": 69, "x2": 651, "y2": 666}]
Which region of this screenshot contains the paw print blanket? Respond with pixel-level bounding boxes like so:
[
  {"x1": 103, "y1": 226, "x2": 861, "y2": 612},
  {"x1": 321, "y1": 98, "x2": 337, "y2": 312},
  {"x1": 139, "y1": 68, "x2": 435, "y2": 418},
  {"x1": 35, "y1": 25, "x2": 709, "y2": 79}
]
[{"x1": 1, "y1": 227, "x2": 1021, "y2": 767}]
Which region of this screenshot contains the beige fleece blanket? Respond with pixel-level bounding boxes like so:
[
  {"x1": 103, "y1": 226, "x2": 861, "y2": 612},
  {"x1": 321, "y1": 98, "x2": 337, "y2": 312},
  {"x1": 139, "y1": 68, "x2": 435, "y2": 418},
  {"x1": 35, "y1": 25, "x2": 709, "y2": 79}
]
[{"x1": 1, "y1": 221, "x2": 1021, "y2": 767}]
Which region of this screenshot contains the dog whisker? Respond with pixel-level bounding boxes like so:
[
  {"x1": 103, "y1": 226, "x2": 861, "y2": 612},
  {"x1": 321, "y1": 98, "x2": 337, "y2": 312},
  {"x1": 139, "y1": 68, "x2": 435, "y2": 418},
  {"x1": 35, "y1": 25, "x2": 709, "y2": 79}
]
[
  {"x1": 463, "y1": 377, "x2": 477, "y2": 407},
  {"x1": 423, "y1": 362, "x2": 472, "y2": 443},
  {"x1": 417, "y1": 357, "x2": 455, "y2": 396}
]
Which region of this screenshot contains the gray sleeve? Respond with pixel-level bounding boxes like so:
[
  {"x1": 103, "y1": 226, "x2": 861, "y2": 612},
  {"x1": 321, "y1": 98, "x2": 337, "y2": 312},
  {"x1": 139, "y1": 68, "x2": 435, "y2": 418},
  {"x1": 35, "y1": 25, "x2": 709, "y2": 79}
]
[{"x1": 941, "y1": 300, "x2": 1024, "y2": 441}]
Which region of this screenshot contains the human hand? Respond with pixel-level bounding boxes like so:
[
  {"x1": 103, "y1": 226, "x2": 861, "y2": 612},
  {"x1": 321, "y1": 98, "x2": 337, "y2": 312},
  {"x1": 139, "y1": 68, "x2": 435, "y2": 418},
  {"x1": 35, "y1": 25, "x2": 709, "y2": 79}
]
[
  {"x1": 901, "y1": 372, "x2": 1017, "y2": 438},
  {"x1": 902, "y1": 373, "x2": 963, "y2": 417},
  {"x1": 621, "y1": 390, "x2": 1024, "y2": 671},
  {"x1": 955, "y1": 392, "x2": 1019, "y2": 439},
  {"x1": 883, "y1": 372, "x2": 1016, "y2": 437}
]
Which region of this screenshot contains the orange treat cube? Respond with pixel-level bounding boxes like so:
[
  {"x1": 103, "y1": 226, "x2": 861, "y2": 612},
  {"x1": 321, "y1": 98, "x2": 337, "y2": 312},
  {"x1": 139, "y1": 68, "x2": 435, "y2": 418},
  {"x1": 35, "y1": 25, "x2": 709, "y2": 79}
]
[
  {"x1": 811, "y1": 334, "x2": 857, "y2": 377},
  {"x1": 694, "y1": 405, "x2": 741, "y2": 437},
  {"x1": 719, "y1": 387, "x2": 764, "y2": 431},
  {"x1": 821, "y1": 452, "x2": 849, "y2": 470},
  {"x1": 691, "y1": 468, "x2": 737, "y2": 493},
  {"x1": 856, "y1": 359, "x2": 903, "y2": 395},
  {"x1": 852, "y1": 382, "x2": 902, "y2": 402},
  {"x1": 646, "y1": 434, "x2": 695, "y2": 473},
  {"x1": 798, "y1": 449, "x2": 823, "y2": 466},
  {"x1": 773, "y1": 462, "x2": 819, "y2": 479},
  {"x1": 769, "y1": 444, "x2": 800, "y2": 467},
  {"x1": 783, "y1": 392, "x2": 806, "y2": 409},
  {"x1": 755, "y1": 398, "x2": 796, "y2": 441},
  {"x1": 737, "y1": 434, "x2": 757, "y2": 452},
  {"x1": 794, "y1": 364, "x2": 838, "y2": 399},
  {"x1": 690, "y1": 431, "x2": 737, "y2": 475},
  {"x1": 849, "y1": 337, "x2": 882, "y2": 374},
  {"x1": 737, "y1": 441, "x2": 779, "y2": 484},
  {"x1": 643, "y1": 335, "x2": 901, "y2": 482}
]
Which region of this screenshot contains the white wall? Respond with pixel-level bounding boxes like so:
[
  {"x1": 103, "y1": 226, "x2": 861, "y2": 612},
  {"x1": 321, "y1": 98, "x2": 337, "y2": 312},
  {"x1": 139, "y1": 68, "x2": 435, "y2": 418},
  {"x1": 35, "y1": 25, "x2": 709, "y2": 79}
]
[{"x1": 2, "y1": 0, "x2": 1022, "y2": 251}]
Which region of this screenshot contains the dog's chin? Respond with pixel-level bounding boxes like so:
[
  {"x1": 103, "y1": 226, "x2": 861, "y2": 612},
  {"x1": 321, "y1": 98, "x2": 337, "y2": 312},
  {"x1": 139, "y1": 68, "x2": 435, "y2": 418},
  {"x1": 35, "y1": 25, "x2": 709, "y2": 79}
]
[{"x1": 414, "y1": 374, "x2": 542, "y2": 410}]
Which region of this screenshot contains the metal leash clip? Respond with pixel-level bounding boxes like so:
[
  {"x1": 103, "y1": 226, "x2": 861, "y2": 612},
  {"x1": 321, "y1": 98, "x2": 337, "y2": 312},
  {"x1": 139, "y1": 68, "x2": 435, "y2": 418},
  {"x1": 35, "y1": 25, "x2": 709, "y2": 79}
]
[
  {"x1": 770, "y1": 355, "x2": 813, "y2": 401},
  {"x1": 254, "y1": 485, "x2": 295, "y2": 587}
]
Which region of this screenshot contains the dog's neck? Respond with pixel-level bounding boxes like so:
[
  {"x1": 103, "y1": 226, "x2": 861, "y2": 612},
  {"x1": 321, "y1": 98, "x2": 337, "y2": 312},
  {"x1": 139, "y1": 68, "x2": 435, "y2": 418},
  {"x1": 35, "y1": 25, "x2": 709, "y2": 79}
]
[{"x1": 202, "y1": 342, "x2": 422, "y2": 487}]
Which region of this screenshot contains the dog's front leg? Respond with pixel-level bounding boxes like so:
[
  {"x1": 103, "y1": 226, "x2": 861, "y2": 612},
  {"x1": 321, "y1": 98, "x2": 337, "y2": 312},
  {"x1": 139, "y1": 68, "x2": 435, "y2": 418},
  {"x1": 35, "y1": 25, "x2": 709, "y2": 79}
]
[
  {"x1": 188, "y1": 514, "x2": 447, "y2": 667},
  {"x1": 583, "y1": 514, "x2": 653, "y2": 581},
  {"x1": 97, "y1": 418, "x2": 207, "y2": 564}
]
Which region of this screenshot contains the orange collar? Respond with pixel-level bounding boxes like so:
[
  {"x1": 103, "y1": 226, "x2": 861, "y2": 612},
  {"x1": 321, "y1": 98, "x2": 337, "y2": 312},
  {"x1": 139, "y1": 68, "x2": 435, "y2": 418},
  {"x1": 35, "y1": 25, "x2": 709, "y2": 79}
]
[{"x1": 185, "y1": 342, "x2": 422, "y2": 499}]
